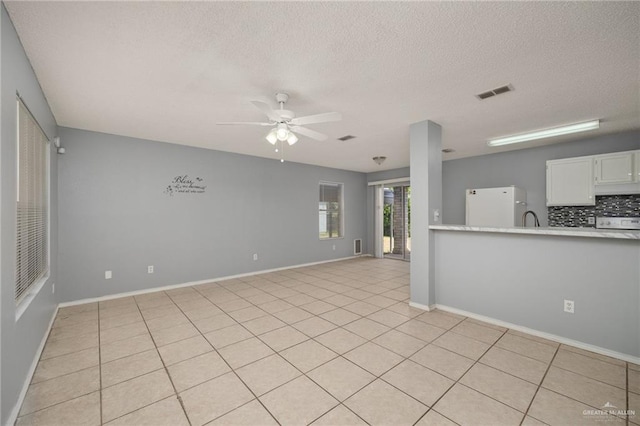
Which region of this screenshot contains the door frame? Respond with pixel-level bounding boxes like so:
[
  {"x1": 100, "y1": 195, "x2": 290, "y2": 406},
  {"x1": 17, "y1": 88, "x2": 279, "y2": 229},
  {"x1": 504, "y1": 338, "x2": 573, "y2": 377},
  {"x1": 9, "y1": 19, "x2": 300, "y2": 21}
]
[{"x1": 369, "y1": 177, "x2": 410, "y2": 260}]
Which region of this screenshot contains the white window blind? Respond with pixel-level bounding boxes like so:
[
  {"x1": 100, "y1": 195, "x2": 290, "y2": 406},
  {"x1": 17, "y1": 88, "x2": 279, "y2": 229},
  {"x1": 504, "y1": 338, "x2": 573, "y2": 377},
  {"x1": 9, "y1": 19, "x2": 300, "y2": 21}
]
[
  {"x1": 16, "y1": 99, "x2": 49, "y2": 303},
  {"x1": 319, "y1": 182, "x2": 343, "y2": 239}
]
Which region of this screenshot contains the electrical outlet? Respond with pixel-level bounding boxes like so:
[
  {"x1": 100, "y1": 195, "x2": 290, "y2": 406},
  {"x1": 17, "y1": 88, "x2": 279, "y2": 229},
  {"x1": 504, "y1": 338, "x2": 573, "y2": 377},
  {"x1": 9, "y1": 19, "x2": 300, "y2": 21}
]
[
  {"x1": 332, "y1": 244, "x2": 336, "y2": 251},
  {"x1": 253, "y1": 253, "x2": 258, "y2": 261},
  {"x1": 588, "y1": 217, "x2": 595, "y2": 225},
  {"x1": 105, "y1": 270, "x2": 112, "y2": 280},
  {"x1": 564, "y1": 299, "x2": 575, "y2": 314},
  {"x1": 148, "y1": 265, "x2": 154, "y2": 274}
]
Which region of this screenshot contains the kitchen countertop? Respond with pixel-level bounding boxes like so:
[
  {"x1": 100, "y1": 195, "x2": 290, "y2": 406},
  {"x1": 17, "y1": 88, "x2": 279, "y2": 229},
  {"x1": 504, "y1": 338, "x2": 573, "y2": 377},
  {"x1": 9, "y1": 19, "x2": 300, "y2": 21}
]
[{"x1": 429, "y1": 225, "x2": 640, "y2": 240}]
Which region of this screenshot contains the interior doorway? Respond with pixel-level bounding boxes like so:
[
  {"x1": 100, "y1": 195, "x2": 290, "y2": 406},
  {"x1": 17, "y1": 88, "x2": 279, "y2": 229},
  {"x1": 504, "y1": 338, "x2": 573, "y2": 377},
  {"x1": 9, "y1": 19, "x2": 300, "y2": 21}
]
[{"x1": 383, "y1": 185, "x2": 411, "y2": 261}]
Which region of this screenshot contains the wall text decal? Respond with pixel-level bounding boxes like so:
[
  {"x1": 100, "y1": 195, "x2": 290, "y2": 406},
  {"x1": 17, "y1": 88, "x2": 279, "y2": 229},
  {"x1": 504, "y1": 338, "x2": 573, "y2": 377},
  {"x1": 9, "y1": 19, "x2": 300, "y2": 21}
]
[{"x1": 164, "y1": 175, "x2": 206, "y2": 196}]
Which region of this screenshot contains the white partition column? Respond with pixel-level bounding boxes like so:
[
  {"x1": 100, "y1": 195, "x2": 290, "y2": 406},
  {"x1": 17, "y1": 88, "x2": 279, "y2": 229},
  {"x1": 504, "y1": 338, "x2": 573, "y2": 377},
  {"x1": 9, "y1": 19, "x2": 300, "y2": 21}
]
[
  {"x1": 409, "y1": 120, "x2": 442, "y2": 310},
  {"x1": 373, "y1": 185, "x2": 384, "y2": 258}
]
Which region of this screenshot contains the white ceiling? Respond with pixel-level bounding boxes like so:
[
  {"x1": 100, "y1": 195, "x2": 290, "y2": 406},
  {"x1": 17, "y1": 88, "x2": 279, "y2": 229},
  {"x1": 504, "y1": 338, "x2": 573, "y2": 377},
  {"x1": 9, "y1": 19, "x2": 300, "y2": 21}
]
[{"x1": 5, "y1": 1, "x2": 639, "y2": 172}]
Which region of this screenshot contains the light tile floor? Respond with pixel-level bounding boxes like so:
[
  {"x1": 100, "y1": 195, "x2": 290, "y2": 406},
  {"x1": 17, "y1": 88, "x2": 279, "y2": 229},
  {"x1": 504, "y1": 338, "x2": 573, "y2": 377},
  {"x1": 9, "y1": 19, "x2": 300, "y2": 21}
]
[{"x1": 16, "y1": 258, "x2": 639, "y2": 425}]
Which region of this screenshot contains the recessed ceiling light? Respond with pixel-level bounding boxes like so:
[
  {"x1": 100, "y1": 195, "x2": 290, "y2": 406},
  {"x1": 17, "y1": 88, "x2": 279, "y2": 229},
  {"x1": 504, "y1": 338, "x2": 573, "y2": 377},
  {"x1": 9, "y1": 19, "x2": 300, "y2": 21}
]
[{"x1": 487, "y1": 120, "x2": 600, "y2": 147}]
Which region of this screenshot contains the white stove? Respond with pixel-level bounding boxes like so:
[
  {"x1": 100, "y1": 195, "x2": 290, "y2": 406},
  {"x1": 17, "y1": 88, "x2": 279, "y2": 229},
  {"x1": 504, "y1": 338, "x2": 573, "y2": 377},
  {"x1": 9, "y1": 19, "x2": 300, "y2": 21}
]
[{"x1": 596, "y1": 217, "x2": 640, "y2": 230}]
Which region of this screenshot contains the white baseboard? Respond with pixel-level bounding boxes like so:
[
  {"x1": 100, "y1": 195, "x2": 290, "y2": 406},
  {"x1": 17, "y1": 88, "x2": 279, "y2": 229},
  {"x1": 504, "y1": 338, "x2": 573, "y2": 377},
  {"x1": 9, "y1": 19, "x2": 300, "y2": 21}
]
[
  {"x1": 59, "y1": 255, "x2": 367, "y2": 308},
  {"x1": 434, "y1": 304, "x2": 640, "y2": 365},
  {"x1": 408, "y1": 301, "x2": 435, "y2": 312},
  {"x1": 5, "y1": 305, "x2": 59, "y2": 426}
]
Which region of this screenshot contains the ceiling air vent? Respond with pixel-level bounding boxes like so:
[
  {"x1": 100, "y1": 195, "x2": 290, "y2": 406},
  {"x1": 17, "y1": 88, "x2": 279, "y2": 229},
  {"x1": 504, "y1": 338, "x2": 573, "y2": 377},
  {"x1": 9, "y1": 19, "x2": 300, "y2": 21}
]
[
  {"x1": 476, "y1": 84, "x2": 513, "y2": 100},
  {"x1": 337, "y1": 135, "x2": 356, "y2": 141}
]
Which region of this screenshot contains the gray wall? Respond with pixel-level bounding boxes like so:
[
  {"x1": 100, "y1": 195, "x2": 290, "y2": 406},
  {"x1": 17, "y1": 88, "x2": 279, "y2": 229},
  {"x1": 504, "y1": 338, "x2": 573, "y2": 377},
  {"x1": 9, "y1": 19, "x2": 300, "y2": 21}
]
[
  {"x1": 1, "y1": 5, "x2": 59, "y2": 423},
  {"x1": 57, "y1": 127, "x2": 367, "y2": 302},
  {"x1": 434, "y1": 230, "x2": 640, "y2": 358},
  {"x1": 442, "y1": 131, "x2": 640, "y2": 226}
]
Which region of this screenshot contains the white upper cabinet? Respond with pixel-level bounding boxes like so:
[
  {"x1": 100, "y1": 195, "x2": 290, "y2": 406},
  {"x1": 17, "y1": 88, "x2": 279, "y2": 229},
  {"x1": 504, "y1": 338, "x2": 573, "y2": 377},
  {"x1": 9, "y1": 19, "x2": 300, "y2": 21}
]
[
  {"x1": 546, "y1": 157, "x2": 595, "y2": 206},
  {"x1": 594, "y1": 152, "x2": 635, "y2": 184}
]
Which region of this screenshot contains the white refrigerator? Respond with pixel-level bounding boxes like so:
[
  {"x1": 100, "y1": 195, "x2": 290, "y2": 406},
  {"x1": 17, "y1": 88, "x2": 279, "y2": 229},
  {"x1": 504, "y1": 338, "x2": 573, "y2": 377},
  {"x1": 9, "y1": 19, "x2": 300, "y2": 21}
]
[{"x1": 465, "y1": 186, "x2": 527, "y2": 227}]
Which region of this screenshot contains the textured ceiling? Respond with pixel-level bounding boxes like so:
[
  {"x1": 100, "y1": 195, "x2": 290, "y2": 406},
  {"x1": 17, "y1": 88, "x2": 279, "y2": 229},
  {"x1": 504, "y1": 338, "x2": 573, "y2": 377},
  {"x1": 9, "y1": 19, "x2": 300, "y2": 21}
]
[{"x1": 5, "y1": 1, "x2": 640, "y2": 172}]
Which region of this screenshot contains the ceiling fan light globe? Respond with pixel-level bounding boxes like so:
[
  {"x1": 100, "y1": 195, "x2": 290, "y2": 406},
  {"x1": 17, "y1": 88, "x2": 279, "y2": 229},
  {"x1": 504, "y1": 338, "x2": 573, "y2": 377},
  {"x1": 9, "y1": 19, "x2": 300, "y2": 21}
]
[
  {"x1": 266, "y1": 129, "x2": 278, "y2": 145},
  {"x1": 287, "y1": 133, "x2": 298, "y2": 145},
  {"x1": 276, "y1": 128, "x2": 289, "y2": 141}
]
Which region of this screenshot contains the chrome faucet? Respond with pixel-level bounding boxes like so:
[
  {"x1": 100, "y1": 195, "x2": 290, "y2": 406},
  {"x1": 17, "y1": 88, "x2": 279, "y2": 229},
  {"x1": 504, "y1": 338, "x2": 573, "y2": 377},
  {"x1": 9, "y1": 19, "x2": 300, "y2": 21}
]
[{"x1": 522, "y1": 210, "x2": 540, "y2": 227}]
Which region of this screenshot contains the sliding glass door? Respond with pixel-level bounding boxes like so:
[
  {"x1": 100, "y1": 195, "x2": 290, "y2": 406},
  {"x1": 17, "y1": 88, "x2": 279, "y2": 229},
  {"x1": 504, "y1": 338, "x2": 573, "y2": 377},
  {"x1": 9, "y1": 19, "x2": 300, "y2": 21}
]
[{"x1": 383, "y1": 185, "x2": 411, "y2": 261}]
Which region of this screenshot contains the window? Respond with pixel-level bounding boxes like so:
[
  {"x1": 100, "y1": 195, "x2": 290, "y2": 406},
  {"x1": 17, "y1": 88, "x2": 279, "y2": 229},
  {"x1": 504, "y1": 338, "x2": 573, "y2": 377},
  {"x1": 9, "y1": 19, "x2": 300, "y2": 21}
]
[
  {"x1": 16, "y1": 98, "x2": 49, "y2": 303},
  {"x1": 319, "y1": 182, "x2": 343, "y2": 239}
]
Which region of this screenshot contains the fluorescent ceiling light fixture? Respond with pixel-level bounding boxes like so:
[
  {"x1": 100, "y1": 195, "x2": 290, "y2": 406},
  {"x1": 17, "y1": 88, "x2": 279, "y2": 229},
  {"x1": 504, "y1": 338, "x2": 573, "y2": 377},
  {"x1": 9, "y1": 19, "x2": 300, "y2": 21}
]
[{"x1": 487, "y1": 120, "x2": 600, "y2": 147}]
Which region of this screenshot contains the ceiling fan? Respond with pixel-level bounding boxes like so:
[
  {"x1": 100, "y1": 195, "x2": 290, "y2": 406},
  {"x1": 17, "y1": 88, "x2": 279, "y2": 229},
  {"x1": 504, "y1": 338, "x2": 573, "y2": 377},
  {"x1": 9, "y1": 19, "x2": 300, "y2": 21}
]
[{"x1": 217, "y1": 93, "x2": 342, "y2": 146}]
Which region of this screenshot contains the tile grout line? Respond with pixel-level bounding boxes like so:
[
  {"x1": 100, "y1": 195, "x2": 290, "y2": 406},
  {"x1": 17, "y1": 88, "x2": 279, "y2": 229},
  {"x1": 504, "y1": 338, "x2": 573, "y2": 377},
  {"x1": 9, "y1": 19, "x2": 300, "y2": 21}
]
[
  {"x1": 35, "y1": 334, "x2": 98, "y2": 363},
  {"x1": 529, "y1": 387, "x2": 631, "y2": 425},
  {"x1": 216, "y1": 289, "x2": 428, "y2": 424},
  {"x1": 166, "y1": 289, "x2": 283, "y2": 426},
  {"x1": 520, "y1": 343, "x2": 560, "y2": 425},
  {"x1": 16, "y1": 311, "x2": 101, "y2": 421},
  {"x1": 546, "y1": 360, "x2": 629, "y2": 392},
  {"x1": 410, "y1": 325, "x2": 510, "y2": 426},
  {"x1": 13, "y1": 368, "x2": 118, "y2": 422},
  {"x1": 97, "y1": 302, "x2": 103, "y2": 426},
  {"x1": 556, "y1": 343, "x2": 629, "y2": 368},
  {"x1": 267, "y1": 274, "x2": 412, "y2": 425},
  {"x1": 134, "y1": 295, "x2": 193, "y2": 426},
  {"x1": 190, "y1": 271, "x2": 400, "y2": 425},
  {"x1": 24, "y1": 351, "x2": 100, "y2": 385},
  {"x1": 191, "y1": 270, "x2": 474, "y2": 425},
  {"x1": 389, "y1": 317, "x2": 467, "y2": 426},
  {"x1": 468, "y1": 335, "x2": 632, "y2": 395},
  {"x1": 96, "y1": 301, "x2": 191, "y2": 422},
  {"x1": 445, "y1": 322, "x2": 629, "y2": 424},
  {"x1": 525, "y1": 347, "x2": 631, "y2": 419}
]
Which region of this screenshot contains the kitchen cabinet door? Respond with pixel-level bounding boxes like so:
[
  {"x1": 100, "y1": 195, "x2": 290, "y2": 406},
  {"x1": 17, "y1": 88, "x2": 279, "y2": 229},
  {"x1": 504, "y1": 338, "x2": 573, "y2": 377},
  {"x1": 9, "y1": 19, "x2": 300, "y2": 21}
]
[
  {"x1": 594, "y1": 152, "x2": 634, "y2": 184},
  {"x1": 546, "y1": 157, "x2": 595, "y2": 206}
]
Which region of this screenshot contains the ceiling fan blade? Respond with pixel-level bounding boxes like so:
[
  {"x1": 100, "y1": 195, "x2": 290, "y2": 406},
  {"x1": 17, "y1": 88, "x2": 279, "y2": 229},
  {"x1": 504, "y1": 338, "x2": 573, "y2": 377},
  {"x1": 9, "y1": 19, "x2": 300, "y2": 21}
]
[
  {"x1": 216, "y1": 122, "x2": 272, "y2": 126},
  {"x1": 290, "y1": 112, "x2": 342, "y2": 126},
  {"x1": 290, "y1": 126, "x2": 328, "y2": 141},
  {"x1": 251, "y1": 100, "x2": 279, "y2": 122}
]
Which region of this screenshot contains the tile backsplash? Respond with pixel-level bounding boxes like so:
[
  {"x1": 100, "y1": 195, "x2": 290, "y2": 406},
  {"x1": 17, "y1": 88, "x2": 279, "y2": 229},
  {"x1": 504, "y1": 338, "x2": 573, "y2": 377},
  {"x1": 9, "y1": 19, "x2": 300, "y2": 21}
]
[{"x1": 548, "y1": 194, "x2": 640, "y2": 227}]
